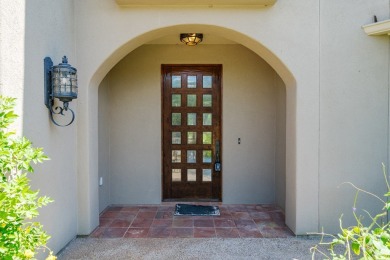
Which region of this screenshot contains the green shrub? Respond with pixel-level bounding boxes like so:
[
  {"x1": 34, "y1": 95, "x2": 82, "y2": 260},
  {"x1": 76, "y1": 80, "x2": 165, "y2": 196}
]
[
  {"x1": 310, "y1": 164, "x2": 390, "y2": 259},
  {"x1": 0, "y1": 96, "x2": 55, "y2": 260}
]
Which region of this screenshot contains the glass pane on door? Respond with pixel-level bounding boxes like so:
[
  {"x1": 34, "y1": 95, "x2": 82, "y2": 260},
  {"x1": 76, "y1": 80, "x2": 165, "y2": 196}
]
[
  {"x1": 203, "y1": 132, "x2": 212, "y2": 144},
  {"x1": 172, "y1": 132, "x2": 181, "y2": 144},
  {"x1": 188, "y1": 113, "x2": 197, "y2": 126},
  {"x1": 187, "y1": 94, "x2": 197, "y2": 107},
  {"x1": 172, "y1": 94, "x2": 181, "y2": 107},
  {"x1": 172, "y1": 150, "x2": 181, "y2": 163},
  {"x1": 187, "y1": 150, "x2": 196, "y2": 163},
  {"x1": 203, "y1": 76, "x2": 212, "y2": 88},
  {"x1": 172, "y1": 169, "x2": 181, "y2": 182},
  {"x1": 187, "y1": 132, "x2": 197, "y2": 144},
  {"x1": 203, "y1": 94, "x2": 212, "y2": 107},
  {"x1": 172, "y1": 113, "x2": 181, "y2": 126},
  {"x1": 203, "y1": 150, "x2": 212, "y2": 163},
  {"x1": 187, "y1": 169, "x2": 196, "y2": 182},
  {"x1": 203, "y1": 113, "x2": 212, "y2": 126},
  {"x1": 188, "y1": 76, "x2": 197, "y2": 88},
  {"x1": 172, "y1": 76, "x2": 181, "y2": 88},
  {"x1": 202, "y1": 169, "x2": 212, "y2": 182}
]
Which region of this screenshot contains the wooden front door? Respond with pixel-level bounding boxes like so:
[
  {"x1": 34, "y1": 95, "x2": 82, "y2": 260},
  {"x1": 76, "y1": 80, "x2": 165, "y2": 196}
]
[{"x1": 162, "y1": 64, "x2": 222, "y2": 201}]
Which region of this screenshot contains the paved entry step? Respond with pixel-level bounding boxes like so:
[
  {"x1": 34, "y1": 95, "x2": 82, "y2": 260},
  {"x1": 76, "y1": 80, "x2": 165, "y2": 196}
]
[{"x1": 90, "y1": 204, "x2": 294, "y2": 238}]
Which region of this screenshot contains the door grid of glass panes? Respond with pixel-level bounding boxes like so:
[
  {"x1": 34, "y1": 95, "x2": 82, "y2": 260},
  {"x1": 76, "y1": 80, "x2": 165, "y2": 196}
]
[{"x1": 162, "y1": 65, "x2": 222, "y2": 200}]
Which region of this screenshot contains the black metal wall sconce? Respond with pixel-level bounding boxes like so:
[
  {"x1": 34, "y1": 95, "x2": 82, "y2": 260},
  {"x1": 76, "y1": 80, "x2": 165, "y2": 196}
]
[{"x1": 44, "y1": 56, "x2": 78, "y2": 127}]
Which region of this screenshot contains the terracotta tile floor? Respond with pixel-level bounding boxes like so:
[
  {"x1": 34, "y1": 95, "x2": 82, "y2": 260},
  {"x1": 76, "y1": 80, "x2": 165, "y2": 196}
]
[{"x1": 90, "y1": 203, "x2": 294, "y2": 239}]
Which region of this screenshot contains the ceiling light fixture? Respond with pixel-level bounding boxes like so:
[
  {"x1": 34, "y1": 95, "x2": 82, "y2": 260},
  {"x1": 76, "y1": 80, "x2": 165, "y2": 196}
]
[{"x1": 180, "y1": 33, "x2": 203, "y2": 46}]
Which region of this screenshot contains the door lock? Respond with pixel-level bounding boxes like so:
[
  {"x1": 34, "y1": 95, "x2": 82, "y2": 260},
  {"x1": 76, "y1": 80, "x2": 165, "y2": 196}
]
[{"x1": 215, "y1": 140, "x2": 221, "y2": 172}]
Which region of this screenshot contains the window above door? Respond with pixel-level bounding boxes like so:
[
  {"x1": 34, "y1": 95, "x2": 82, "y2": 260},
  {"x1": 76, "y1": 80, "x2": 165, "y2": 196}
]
[{"x1": 115, "y1": 0, "x2": 276, "y2": 7}]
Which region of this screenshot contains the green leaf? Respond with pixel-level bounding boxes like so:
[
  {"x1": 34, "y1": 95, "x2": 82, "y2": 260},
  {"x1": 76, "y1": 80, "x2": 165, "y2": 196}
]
[
  {"x1": 0, "y1": 96, "x2": 53, "y2": 259},
  {"x1": 353, "y1": 227, "x2": 360, "y2": 234},
  {"x1": 374, "y1": 228, "x2": 383, "y2": 235},
  {"x1": 352, "y1": 241, "x2": 360, "y2": 255}
]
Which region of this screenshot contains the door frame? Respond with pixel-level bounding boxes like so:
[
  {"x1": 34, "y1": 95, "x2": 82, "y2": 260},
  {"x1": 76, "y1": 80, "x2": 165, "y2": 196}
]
[{"x1": 161, "y1": 64, "x2": 223, "y2": 201}]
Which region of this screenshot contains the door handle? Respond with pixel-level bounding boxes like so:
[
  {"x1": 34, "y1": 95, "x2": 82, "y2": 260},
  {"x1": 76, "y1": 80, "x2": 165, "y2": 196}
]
[{"x1": 214, "y1": 140, "x2": 221, "y2": 172}]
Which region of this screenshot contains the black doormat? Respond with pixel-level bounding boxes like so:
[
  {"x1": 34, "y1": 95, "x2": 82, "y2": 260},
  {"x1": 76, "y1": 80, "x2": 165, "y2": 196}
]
[{"x1": 174, "y1": 204, "x2": 220, "y2": 216}]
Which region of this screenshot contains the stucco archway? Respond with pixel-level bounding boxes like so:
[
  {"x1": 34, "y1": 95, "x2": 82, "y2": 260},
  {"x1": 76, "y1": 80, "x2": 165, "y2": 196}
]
[
  {"x1": 89, "y1": 25, "x2": 296, "y2": 90},
  {"x1": 78, "y1": 24, "x2": 299, "y2": 235}
]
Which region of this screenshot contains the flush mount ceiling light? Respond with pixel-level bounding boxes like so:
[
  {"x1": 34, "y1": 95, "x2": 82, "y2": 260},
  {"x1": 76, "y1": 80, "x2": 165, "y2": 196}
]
[{"x1": 180, "y1": 33, "x2": 203, "y2": 46}]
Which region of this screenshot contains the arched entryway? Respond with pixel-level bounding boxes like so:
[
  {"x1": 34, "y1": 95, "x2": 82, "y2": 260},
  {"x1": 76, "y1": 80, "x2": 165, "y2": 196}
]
[
  {"x1": 98, "y1": 42, "x2": 286, "y2": 205},
  {"x1": 77, "y1": 24, "x2": 301, "y2": 235}
]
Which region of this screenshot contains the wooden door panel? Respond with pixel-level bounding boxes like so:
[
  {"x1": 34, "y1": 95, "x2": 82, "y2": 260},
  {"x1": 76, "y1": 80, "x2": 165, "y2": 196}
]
[{"x1": 162, "y1": 65, "x2": 222, "y2": 201}]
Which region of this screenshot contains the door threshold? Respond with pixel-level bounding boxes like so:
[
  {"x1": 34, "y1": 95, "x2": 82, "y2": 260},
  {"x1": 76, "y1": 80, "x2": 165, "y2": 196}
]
[{"x1": 163, "y1": 199, "x2": 221, "y2": 203}]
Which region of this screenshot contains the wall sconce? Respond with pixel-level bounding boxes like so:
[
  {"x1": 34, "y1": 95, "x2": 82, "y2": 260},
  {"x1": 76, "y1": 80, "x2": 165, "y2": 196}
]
[
  {"x1": 180, "y1": 33, "x2": 203, "y2": 46},
  {"x1": 44, "y1": 56, "x2": 78, "y2": 127}
]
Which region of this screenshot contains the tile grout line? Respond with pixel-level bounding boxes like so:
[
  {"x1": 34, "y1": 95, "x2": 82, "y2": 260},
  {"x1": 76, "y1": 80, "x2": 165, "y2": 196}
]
[{"x1": 122, "y1": 209, "x2": 139, "y2": 238}]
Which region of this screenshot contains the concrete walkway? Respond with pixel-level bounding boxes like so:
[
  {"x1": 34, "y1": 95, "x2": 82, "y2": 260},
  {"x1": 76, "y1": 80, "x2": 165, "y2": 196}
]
[{"x1": 57, "y1": 237, "x2": 321, "y2": 260}]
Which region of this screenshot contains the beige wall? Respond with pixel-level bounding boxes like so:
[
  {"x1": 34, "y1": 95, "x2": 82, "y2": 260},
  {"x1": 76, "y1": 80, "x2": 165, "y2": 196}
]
[
  {"x1": 98, "y1": 77, "x2": 111, "y2": 212},
  {"x1": 75, "y1": 0, "x2": 311, "y2": 234},
  {"x1": 319, "y1": 1, "x2": 389, "y2": 233},
  {"x1": 3, "y1": 0, "x2": 390, "y2": 248},
  {"x1": 1, "y1": 0, "x2": 78, "y2": 255},
  {"x1": 38, "y1": 0, "x2": 390, "y2": 239},
  {"x1": 23, "y1": 0, "x2": 78, "y2": 254},
  {"x1": 0, "y1": 0, "x2": 25, "y2": 132},
  {"x1": 275, "y1": 76, "x2": 286, "y2": 210},
  {"x1": 98, "y1": 44, "x2": 286, "y2": 206}
]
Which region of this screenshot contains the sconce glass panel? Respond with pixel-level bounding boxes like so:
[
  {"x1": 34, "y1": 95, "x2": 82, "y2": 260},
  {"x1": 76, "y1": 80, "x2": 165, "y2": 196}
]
[{"x1": 52, "y1": 67, "x2": 78, "y2": 102}]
